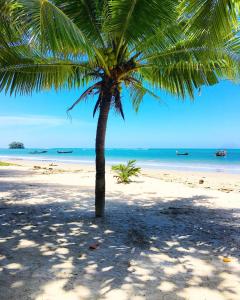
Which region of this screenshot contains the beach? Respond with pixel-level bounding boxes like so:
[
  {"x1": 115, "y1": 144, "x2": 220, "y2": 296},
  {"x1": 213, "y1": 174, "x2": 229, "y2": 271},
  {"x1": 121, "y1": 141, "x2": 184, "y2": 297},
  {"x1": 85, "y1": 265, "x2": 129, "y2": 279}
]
[{"x1": 0, "y1": 159, "x2": 240, "y2": 300}]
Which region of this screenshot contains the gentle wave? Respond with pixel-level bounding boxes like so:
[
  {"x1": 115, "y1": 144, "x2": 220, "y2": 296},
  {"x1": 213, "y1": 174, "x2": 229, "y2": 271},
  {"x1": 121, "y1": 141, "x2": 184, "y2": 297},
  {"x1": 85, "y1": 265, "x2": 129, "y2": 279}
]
[{"x1": 1, "y1": 152, "x2": 240, "y2": 174}]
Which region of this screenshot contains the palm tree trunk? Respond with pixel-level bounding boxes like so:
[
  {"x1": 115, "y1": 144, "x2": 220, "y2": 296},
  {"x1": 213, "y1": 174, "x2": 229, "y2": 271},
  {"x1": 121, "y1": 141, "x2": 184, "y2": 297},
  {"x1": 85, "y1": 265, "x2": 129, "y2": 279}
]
[{"x1": 95, "y1": 85, "x2": 112, "y2": 217}]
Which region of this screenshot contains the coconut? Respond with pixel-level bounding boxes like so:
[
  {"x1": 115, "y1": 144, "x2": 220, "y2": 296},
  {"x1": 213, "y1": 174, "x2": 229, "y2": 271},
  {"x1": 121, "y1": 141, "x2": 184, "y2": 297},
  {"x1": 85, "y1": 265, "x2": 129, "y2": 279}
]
[{"x1": 109, "y1": 53, "x2": 115, "y2": 60}]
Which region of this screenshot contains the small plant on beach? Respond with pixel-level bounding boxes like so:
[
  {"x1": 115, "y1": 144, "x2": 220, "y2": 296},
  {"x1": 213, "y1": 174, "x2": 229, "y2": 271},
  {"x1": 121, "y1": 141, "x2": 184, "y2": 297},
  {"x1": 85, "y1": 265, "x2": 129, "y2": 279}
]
[
  {"x1": 112, "y1": 160, "x2": 141, "y2": 184},
  {"x1": 9, "y1": 142, "x2": 24, "y2": 149}
]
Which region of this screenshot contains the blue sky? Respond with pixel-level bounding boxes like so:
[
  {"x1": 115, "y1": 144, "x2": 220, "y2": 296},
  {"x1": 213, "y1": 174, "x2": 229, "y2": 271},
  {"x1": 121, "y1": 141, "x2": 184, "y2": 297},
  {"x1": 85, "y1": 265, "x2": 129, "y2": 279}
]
[{"x1": 0, "y1": 80, "x2": 239, "y2": 148}]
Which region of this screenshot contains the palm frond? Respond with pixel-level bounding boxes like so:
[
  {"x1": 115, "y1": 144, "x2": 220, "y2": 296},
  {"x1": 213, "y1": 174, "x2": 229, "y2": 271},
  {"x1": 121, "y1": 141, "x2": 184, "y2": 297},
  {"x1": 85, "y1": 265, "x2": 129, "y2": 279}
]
[
  {"x1": 136, "y1": 33, "x2": 240, "y2": 99},
  {"x1": 54, "y1": 0, "x2": 106, "y2": 48},
  {"x1": 133, "y1": 24, "x2": 184, "y2": 57},
  {"x1": 108, "y1": 0, "x2": 178, "y2": 48},
  {"x1": 139, "y1": 60, "x2": 224, "y2": 99},
  {"x1": 179, "y1": 0, "x2": 240, "y2": 46},
  {"x1": 67, "y1": 81, "x2": 102, "y2": 113},
  {"x1": 112, "y1": 86, "x2": 125, "y2": 119},
  {"x1": 16, "y1": 0, "x2": 92, "y2": 56},
  {"x1": 0, "y1": 55, "x2": 95, "y2": 95},
  {"x1": 126, "y1": 79, "x2": 160, "y2": 112}
]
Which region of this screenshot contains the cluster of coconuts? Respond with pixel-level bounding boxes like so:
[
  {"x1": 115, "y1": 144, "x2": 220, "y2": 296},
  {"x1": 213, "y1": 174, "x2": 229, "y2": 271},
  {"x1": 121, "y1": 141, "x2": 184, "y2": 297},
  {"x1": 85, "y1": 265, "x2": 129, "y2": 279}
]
[{"x1": 101, "y1": 48, "x2": 117, "y2": 69}]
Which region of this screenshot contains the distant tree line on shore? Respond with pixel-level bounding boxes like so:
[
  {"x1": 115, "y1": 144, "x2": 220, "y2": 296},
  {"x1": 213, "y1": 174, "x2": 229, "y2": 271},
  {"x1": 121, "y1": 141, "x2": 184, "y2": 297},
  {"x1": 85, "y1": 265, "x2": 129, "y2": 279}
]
[{"x1": 9, "y1": 142, "x2": 24, "y2": 149}]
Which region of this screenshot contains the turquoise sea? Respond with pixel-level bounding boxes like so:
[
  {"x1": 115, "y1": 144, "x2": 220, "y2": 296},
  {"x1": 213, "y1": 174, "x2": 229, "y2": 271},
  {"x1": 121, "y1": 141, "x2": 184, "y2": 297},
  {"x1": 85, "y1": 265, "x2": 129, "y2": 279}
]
[{"x1": 0, "y1": 148, "x2": 240, "y2": 174}]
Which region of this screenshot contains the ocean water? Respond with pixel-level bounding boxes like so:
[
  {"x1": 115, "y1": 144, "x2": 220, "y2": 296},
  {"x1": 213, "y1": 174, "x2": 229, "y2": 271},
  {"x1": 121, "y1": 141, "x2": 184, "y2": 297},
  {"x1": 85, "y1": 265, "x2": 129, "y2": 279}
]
[{"x1": 1, "y1": 148, "x2": 240, "y2": 174}]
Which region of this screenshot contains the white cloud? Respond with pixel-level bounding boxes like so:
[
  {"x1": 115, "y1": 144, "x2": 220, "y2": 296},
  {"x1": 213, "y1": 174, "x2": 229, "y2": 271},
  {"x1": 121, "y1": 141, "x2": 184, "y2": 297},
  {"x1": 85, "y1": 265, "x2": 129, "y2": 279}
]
[{"x1": 0, "y1": 115, "x2": 93, "y2": 127}]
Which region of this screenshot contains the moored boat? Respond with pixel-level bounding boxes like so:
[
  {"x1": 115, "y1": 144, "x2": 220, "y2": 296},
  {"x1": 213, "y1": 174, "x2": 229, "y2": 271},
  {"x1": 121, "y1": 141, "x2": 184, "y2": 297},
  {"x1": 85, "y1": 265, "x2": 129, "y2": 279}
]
[
  {"x1": 57, "y1": 150, "x2": 73, "y2": 154},
  {"x1": 29, "y1": 150, "x2": 48, "y2": 154},
  {"x1": 176, "y1": 151, "x2": 189, "y2": 156},
  {"x1": 215, "y1": 150, "x2": 227, "y2": 157}
]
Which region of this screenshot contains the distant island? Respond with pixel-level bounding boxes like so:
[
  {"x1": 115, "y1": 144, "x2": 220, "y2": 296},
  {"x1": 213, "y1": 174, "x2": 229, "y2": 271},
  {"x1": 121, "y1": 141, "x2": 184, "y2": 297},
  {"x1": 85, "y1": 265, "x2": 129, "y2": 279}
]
[{"x1": 9, "y1": 142, "x2": 25, "y2": 149}]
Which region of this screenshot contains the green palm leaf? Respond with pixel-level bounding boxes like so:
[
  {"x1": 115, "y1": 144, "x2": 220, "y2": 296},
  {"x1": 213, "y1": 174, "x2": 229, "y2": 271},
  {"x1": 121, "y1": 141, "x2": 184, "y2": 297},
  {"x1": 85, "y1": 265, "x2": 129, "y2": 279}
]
[
  {"x1": 179, "y1": 0, "x2": 240, "y2": 45},
  {"x1": 54, "y1": 0, "x2": 106, "y2": 47},
  {"x1": 108, "y1": 0, "x2": 178, "y2": 50},
  {"x1": 17, "y1": 0, "x2": 93, "y2": 56}
]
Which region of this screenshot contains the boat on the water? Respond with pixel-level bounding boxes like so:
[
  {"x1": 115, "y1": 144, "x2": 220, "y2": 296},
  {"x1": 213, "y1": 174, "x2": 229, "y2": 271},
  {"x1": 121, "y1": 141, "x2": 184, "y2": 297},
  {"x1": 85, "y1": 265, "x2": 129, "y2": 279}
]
[
  {"x1": 176, "y1": 151, "x2": 189, "y2": 156},
  {"x1": 215, "y1": 150, "x2": 227, "y2": 157},
  {"x1": 29, "y1": 150, "x2": 48, "y2": 154},
  {"x1": 57, "y1": 150, "x2": 73, "y2": 154}
]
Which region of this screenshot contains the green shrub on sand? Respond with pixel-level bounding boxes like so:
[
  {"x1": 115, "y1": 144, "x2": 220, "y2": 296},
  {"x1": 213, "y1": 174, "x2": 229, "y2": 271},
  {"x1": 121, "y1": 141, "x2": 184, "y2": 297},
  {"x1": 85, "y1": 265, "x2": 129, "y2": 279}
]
[{"x1": 112, "y1": 160, "x2": 141, "y2": 184}]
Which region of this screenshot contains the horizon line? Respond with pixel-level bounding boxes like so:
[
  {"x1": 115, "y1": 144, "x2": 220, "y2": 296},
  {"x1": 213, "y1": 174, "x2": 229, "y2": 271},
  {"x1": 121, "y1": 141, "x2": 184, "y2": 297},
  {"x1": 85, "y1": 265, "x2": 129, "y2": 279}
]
[{"x1": 0, "y1": 147, "x2": 239, "y2": 150}]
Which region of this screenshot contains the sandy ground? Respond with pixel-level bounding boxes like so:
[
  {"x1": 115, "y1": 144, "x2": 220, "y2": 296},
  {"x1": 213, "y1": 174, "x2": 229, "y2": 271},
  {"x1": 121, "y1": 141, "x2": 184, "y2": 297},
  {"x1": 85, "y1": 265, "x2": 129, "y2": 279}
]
[{"x1": 0, "y1": 160, "x2": 240, "y2": 300}]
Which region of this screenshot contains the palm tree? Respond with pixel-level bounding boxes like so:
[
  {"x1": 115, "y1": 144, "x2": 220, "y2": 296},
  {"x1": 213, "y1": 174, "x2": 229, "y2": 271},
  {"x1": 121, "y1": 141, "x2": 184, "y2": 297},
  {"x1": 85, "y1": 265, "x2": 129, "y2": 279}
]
[{"x1": 0, "y1": 0, "x2": 239, "y2": 217}]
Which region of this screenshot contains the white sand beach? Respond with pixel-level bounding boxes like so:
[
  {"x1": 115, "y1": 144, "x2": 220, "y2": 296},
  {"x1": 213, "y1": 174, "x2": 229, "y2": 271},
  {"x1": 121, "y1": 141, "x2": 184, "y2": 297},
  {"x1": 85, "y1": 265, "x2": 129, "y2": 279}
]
[{"x1": 0, "y1": 160, "x2": 240, "y2": 300}]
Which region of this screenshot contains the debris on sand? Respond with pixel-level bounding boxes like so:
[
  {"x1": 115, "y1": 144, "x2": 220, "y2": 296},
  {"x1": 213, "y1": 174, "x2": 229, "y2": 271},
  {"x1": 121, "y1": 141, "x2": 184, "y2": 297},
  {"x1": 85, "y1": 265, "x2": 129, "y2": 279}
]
[
  {"x1": 159, "y1": 206, "x2": 195, "y2": 215},
  {"x1": 218, "y1": 188, "x2": 233, "y2": 193},
  {"x1": 127, "y1": 227, "x2": 150, "y2": 248},
  {"x1": 33, "y1": 165, "x2": 41, "y2": 169},
  {"x1": 89, "y1": 243, "x2": 100, "y2": 250},
  {"x1": 223, "y1": 257, "x2": 232, "y2": 263}
]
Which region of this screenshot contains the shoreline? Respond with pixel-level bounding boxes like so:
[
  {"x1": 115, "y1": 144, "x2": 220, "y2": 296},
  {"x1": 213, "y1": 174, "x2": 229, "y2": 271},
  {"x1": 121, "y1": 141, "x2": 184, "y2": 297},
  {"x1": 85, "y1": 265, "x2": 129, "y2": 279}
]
[
  {"x1": 1, "y1": 154, "x2": 240, "y2": 175},
  {"x1": 1, "y1": 157, "x2": 240, "y2": 194}
]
